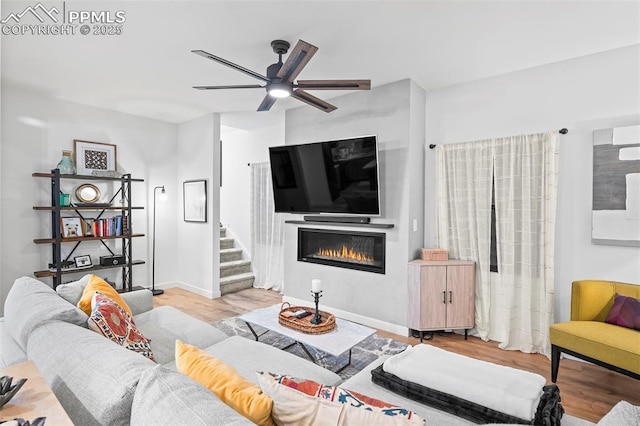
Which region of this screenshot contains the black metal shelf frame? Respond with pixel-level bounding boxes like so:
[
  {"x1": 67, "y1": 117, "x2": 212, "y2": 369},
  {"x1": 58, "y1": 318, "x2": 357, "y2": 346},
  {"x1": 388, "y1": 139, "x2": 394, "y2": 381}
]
[{"x1": 36, "y1": 169, "x2": 144, "y2": 290}]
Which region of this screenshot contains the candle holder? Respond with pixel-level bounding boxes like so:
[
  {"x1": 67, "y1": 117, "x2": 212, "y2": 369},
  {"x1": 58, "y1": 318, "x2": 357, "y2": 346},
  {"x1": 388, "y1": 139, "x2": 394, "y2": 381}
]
[{"x1": 310, "y1": 290, "x2": 323, "y2": 324}]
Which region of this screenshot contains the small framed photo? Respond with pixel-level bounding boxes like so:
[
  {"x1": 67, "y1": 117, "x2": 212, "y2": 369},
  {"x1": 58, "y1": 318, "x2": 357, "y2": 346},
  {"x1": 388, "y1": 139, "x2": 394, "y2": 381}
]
[
  {"x1": 74, "y1": 140, "x2": 117, "y2": 176},
  {"x1": 74, "y1": 255, "x2": 92, "y2": 268},
  {"x1": 83, "y1": 218, "x2": 95, "y2": 237},
  {"x1": 183, "y1": 179, "x2": 207, "y2": 222},
  {"x1": 61, "y1": 217, "x2": 84, "y2": 238}
]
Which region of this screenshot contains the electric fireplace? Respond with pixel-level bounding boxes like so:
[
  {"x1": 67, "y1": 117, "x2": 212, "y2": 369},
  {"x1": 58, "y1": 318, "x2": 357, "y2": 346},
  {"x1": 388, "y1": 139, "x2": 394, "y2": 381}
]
[{"x1": 297, "y1": 228, "x2": 385, "y2": 274}]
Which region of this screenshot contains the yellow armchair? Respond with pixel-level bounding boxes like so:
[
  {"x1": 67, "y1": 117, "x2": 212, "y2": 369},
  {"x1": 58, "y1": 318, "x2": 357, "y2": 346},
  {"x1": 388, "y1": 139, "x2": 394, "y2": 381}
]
[{"x1": 549, "y1": 280, "x2": 640, "y2": 382}]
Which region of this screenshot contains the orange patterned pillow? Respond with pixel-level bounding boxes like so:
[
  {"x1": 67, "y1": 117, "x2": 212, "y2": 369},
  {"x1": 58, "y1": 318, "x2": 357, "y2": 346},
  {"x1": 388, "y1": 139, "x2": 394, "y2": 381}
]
[{"x1": 88, "y1": 292, "x2": 155, "y2": 361}]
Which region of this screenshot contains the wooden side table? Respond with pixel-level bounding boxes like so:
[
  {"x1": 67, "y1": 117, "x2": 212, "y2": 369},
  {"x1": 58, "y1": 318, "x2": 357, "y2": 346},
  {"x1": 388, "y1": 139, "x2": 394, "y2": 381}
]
[{"x1": 0, "y1": 361, "x2": 73, "y2": 425}]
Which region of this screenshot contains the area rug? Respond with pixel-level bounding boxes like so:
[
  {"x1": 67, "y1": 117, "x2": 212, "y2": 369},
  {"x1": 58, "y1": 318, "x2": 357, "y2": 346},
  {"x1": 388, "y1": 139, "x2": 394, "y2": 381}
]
[{"x1": 212, "y1": 317, "x2": 409, "y2": 380}]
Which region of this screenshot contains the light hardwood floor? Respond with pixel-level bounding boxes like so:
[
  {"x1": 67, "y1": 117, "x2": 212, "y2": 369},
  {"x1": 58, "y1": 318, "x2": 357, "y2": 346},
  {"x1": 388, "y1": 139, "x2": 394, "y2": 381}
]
[{"x1": 154, "y1": 287, "x2": 639, "y2": 423}]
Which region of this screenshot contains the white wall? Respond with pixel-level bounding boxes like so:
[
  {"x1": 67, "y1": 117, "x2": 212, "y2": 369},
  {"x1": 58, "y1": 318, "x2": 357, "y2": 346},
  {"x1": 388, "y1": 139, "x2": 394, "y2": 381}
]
[
  {"x1": 425, "y1": 45, "x2": 640, "y2": 323},
  {"x1": 220, "y1": 112, "x2": 285, "y2": 258},
  {"x1": 283, "y1": 79, "x2": 426, "y2": 333},
  {"x1": 174, "y1": 114, "x2": 221, "y2": 298},
  {"x1": 0, "y1": 85, "x2": 178, "y2": 316}
]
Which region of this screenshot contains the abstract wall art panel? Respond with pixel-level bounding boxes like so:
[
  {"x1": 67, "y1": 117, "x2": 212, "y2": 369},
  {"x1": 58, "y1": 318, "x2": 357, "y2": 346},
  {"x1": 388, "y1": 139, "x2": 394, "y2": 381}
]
[{"x1": 592, "y1": 124, "x2": 640, "y2": 247}]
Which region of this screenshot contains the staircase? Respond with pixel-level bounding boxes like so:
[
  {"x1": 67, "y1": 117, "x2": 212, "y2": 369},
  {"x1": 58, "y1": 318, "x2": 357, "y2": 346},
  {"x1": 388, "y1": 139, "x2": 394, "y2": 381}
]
[{"x1": 219, "y1": 227, "x2": 255, "y2": 295}]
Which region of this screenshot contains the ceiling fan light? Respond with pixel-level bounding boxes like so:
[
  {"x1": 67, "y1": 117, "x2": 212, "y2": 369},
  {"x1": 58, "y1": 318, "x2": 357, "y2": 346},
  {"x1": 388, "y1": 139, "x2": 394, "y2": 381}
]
[{"x1": 267, "y1": 83, "x2": 291, "y2": 98}]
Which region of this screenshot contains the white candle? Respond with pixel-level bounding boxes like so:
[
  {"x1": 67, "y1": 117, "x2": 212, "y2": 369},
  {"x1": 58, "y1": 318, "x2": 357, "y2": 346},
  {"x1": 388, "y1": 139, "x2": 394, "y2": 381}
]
[{"x1": 311, "y1": 279, "x2": 322, "y2": 293}]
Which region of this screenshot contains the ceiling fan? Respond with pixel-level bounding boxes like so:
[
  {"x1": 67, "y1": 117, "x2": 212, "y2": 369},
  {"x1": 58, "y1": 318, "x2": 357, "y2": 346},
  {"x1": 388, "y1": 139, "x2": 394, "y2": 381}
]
[{"x1": 192, "y1": 39, "x2": 371, "y2": 113}]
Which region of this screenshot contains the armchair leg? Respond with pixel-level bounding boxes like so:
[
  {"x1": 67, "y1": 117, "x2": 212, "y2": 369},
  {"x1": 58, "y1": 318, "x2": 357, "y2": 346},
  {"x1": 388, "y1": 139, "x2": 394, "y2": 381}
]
[{"x1": 551, "y1": 345, "x2": 561, "y2": 383}]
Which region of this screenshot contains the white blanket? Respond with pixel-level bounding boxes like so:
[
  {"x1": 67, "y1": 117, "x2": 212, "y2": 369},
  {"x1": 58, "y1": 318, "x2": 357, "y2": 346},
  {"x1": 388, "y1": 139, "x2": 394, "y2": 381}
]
[{"x1": 382, "y1": 344, "x2": 545, "y2": 420}]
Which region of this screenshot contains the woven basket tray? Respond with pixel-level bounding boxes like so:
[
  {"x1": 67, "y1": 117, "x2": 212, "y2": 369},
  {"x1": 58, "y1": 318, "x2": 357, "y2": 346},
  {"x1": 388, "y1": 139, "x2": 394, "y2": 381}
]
[{"x1": 278, "y1": 302, "x2": 336, "y2": 334}]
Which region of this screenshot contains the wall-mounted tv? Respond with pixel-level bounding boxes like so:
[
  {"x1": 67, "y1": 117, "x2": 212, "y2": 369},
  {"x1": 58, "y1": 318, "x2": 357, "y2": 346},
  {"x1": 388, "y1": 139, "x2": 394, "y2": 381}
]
[{"x1": 268, "y1": 135, "x2": 380, "y2": 215}]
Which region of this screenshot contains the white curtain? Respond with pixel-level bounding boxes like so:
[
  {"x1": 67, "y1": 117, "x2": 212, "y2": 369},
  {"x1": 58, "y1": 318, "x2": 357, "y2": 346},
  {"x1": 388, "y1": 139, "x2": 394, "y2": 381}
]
[
  {"x1": 436, "y1": 131, "x2": 559, "y2": 356},
  {"x1": 251, "y1": 163, "x2": 285, "y2": 292}
]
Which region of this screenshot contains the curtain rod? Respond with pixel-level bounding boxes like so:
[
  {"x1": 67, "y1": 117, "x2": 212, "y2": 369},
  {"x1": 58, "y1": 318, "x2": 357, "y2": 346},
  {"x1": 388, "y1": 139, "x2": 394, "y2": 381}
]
[{"x1": 428, "y1": 128, "x2": 568, "y2": 150}]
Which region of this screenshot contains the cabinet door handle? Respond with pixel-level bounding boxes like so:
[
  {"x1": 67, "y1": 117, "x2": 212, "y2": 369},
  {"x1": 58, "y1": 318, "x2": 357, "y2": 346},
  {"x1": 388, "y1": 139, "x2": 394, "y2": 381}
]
[
  {"x1": 449, "y1": 291, "x2": 453, "y2": 303},
  {"x1": 442, "y1": 291, "x2": 446, "y2": 304}
]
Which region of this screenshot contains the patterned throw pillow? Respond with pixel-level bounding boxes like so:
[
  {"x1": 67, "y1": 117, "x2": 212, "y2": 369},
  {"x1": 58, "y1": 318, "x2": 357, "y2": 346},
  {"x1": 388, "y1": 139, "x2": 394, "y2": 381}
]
[
  {"x1": 259, "y1": 372, "x2": 424, "y2": 425},
  {"x1": 605, "y1": 293, "x2": 640, "y2": 331},
  {"x1": 88, "y1": 292, "x2": 155, "y2": 361}
]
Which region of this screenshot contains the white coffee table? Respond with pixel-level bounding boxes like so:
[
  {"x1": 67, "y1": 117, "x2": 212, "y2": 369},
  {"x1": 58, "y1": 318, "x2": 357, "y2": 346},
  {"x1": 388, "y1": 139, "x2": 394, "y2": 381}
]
[{"x1": 239, "y1": 304, "x2": 375, "y2": 372}]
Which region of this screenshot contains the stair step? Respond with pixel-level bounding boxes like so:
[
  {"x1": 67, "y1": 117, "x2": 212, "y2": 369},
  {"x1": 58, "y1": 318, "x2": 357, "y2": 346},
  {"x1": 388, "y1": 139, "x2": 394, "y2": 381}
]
[
  {"x1": 220, "y1": 272, "x2": 255, "y2": 295},
  {"x1": 220, "y1": 237, "x2": 234, "y2": 250},
  {"x1": 220, "y1": 227, "x2": 226, "y2": 238},
  {"x1": 220, "y1": 248, "x2": 242, "y2": 263},
  {"x1": 220, "y1": 260, "x2": 252, "y2": 278}
]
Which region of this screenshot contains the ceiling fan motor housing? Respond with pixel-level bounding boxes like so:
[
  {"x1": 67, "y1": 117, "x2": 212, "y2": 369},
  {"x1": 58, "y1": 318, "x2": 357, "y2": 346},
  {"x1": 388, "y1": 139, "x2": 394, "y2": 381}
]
[{"x1": 270, "y1": 40, "x2": 290, "y2": 55}]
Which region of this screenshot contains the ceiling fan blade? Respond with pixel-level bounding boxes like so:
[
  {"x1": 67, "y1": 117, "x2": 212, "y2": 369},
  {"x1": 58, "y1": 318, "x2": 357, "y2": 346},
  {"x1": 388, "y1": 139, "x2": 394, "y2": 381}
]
[
  {"x1": 295, "y1": 80, "x2": 371, "y2": 90},
  {"x1": 193, "y1": 84, "x2": 264, "y2": 90},
  {"x1": 257, "y1": 94, "x2": 277, "y2": 112},
  {"x1": 291, "y1": 89, "x2": 337, "y2": 113},
  {"x1": 276, "y1": 40, "x2": 318, "y2": 83},
  {"x1": 192, "y1": 50, "x2": 269, "y2": 83}
]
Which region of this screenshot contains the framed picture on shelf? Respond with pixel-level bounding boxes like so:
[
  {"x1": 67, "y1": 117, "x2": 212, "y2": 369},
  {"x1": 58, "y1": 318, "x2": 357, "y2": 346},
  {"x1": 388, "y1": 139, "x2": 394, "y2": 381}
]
[
  {"x1": 83, "y1": 218, "x2": 95, "y2": 236},
  {"x1": 74, "y1": 255, "x2": 92, "y2": 268},
  {"x1": 183, "y1": 179, "x2": 207, "y2": 222},
  {"x1": 61, "y1": 217, "x2": 84, "y2": 238},
  {"x1": 74, "y1": 140, "x2": 117, "y2": 175}
]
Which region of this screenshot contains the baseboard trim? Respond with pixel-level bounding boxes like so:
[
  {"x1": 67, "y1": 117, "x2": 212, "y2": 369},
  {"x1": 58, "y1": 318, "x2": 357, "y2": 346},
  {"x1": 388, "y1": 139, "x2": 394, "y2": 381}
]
[
  {"x1": 151, "y1": 281, "x2": 221, "y2": 299},
  {"x1": 282, "y1": 296, "x2": 409, "y2": 336}
]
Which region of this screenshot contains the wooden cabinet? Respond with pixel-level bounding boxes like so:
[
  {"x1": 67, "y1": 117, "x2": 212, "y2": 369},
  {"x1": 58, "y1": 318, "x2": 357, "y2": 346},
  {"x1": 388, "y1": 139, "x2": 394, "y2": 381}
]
[
  {"x1": 32, "y1": 170, "x2": 145, "y2": 290},
  {"x1": 407, "y1": 259, "x2": 475, "y2": 341}
]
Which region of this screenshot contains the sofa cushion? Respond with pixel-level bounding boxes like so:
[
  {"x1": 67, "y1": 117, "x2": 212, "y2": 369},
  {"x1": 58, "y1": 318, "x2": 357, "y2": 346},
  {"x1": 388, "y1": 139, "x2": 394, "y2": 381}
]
[
  {"x1": 77, "y1": 275, "x2": 132, "y2": 317},
  {"x1": 55, "y1": 274, "x2": 92, "y2": 305},
  {"x1": 120, "y1": 289, "x2": 154, "y2": 316},
  {"x1": 27, "y1": 321, "x2": 155, "y2": 426},
  {"x1": 549, "y1": 321, "x2": 640, "y2": 375},
  {"x1": 258, "y1": 372, "x2": 424, "y2": 425},
  {"x1": 88, "y1": 292, "x2": 155, "y2": 361},
  {"x1": 131, "y1": 364, "x2": 253, "y2": 426},
  {"x1": 202, "y1": 335, "x2": 342, "y2": 386},
  {"x1": 133, "y1": 305, "x2": 228, "y2": 365},
  {"x1": 175, "y1": 340, "x2": 274, "y2": 426},
  {"x1": 4, "y1": 276, "x2": 88, "y2": 350},
  {"x1": 605, "y1": 293, "x2": 640, "y2": 331}
]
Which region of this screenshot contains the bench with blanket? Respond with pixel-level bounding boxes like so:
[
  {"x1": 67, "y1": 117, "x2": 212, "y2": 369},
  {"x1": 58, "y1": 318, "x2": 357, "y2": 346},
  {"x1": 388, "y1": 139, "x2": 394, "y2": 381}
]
[{"x1": 370, "y1": 344, "x2": 564, "y2": 425}]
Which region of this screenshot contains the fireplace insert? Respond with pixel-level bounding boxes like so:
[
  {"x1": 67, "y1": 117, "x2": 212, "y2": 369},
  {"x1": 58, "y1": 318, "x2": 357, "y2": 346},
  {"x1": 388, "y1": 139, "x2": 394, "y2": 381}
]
[{"x1": 297, "y1": 227, "x2": 385, "y2": 274}]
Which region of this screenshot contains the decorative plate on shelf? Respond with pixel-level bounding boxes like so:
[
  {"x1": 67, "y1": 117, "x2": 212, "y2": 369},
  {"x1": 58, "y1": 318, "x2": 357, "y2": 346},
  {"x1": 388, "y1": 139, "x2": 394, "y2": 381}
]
[{"x1": 75, "y1": 183, "x2": 101, "y2": 203}]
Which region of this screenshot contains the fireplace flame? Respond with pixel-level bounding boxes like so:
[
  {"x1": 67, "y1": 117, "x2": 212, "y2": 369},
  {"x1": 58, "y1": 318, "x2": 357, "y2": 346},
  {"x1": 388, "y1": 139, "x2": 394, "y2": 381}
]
[{"x1": 316, "y1": 244, "x2": 375, "y2": 264}]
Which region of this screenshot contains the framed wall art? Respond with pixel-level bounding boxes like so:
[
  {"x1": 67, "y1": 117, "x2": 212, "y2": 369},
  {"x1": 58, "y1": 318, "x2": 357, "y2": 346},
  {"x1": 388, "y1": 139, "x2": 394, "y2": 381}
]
[
  {"x1": 183, "y1": 179, "x2": 207, "y2": 223},
  {"x1": 74, "y1": 140, "x2": 117, "y2": 175},
  {"x1": 592, "y1": 124, "x2": 640, "y2": 247}
]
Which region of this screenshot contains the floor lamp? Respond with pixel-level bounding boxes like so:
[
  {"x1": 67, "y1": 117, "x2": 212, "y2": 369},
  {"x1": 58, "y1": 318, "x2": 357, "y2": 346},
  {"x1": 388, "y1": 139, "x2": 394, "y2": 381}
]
[{"x1": 152, "y1": 185, "x2": 165, "y2": 296}]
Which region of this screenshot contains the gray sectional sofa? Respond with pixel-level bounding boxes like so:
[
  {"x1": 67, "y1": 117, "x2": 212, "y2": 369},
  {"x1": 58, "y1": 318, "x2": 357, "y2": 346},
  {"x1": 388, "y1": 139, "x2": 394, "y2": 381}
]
[
  {"x1": 0, "y1": 276, "x2": 340, "y2": 425},
  {"x1": 0, "y1": 276, "x2": 596, "y2": 426}
]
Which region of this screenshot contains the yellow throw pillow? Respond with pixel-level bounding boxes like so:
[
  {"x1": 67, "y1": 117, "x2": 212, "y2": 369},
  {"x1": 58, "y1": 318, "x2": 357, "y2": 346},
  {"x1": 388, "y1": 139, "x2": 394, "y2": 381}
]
[
  {"x1": 175, "y1": 340, "x2": 274, "y2": 426},
  {"x1": 77, "y1": 275, "x2": 132, "y2": 317}
]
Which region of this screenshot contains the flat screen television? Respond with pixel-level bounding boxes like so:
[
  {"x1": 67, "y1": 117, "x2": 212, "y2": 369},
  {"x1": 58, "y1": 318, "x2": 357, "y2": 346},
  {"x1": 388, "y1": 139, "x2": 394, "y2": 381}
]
[{"x1": 268, "y1": 135, "x2": 380, "y2": 215}]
